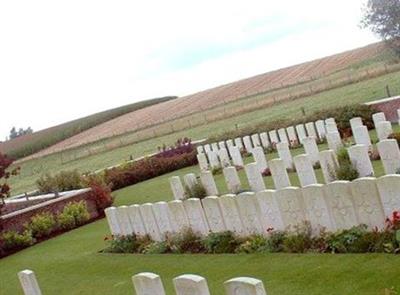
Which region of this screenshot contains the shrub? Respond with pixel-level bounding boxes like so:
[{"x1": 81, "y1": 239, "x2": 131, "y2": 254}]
[
  {"x1": 0, "y1": 230, "x2": 34, "y2": 251},
  {"x1": 264, "y1": 231, "x2": 287, "y2": 253},
  {"x1": 369, "y1": 148, "x2": 381, "y2": 161},
  {"x1": 336, "y1": 147, "x2": 359, "y2": 181},
  {"x1": 184, "y1": 183, "x2": 207, "y2": 200},
  {"x1": 283, "y1": 222, "x2": 314, "y2": 253},
  {"x1": 0, "y1": 152, "x2": 20, "y2": 209},
  {"x1": 211, "y1": 167, "x2": 223, "y2": 175},
  {"x1": 203, "y1": 231, "x2": 240, "y2": 253},
  {"x1": 26, "y1": 212, "x2": 56, "y2": 238},
  {"x1": 171, "y1": 228, "x2": 205, "y2": 254},
  {"x1": 388, "y1": 132, "x2": 400, "y2": 146},
  {"x1": 36, "y1": 170, "x2": 84, "y2": 193},
  {"x1": 103, "y1": 235, "x2": 142, "y2": 253},
  {"x1": 104, "y1": 150, "x2": 197, "y2": 191},
  {"x1": 156, "y1": 138, "x2": 194, "y2": 158},
  {"x1": 236, "y1": 235, "x2": 268, "y2": 253},
  {"x1": 262, "y1": 168, "x2": 271, "y2": 177},
  {"x1": 84, "y1": 176, "x2": 113, "y2": 212},
  {"x1": 336, "y1": 162, "x2": 359, "y2": 181},
  {"x1": 58, "y1": 201, "x2": 90, "y2": 230}
]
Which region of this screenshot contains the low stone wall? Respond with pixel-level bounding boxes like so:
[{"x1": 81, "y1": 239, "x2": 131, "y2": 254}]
[
  {"x1": 0, "y1": 188, "x2": 99, "y2": 233},
  {"x1": 365, "y1": 96, "x2": 400, "y2": 122}
]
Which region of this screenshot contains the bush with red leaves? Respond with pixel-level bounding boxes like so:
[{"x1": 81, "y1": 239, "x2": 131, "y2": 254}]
[
  {"x1": 0, "y1": 152, "x2": 19, "y2": 206},
  {"x1": 104, "y1": 150, "x2": 197, "y2": 191}
]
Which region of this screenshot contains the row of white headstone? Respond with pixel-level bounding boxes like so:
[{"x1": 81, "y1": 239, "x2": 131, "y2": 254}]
[
  {"x1": 176, "y1": 139, "x2": 400, "y2": 200},
  {"x1": 197, "y1": 111, "x2": 396, "y2": 172},
  {"x1": 196, "y1": 117, "x2": 339, "y2": 170},
  {"x1": 106, "y1": 175, "x2": 400, "y2": 241},
  {"x1": 17, "y1": 269, "x2": 268, "y2": 295}
]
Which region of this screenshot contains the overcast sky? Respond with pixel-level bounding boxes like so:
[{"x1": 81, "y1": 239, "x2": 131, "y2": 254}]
[{"x1": 0, "y1": 0, "x2": 378, "y2": 140}]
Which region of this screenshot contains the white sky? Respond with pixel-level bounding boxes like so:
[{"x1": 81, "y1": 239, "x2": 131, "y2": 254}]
[{"x1": 0, "y1": 0, "x2": 378, "y2": 140}]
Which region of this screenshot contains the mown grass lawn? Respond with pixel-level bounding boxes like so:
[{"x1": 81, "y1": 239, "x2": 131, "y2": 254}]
[
  {"x1": 9, "y1": 70, "x2": 400, "y2": 195},
  {"x1": 2, "y1": 128, "x2": 400, "y2": 294}
]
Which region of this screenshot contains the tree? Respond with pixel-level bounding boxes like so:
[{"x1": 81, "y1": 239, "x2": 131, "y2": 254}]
[
  {"x1": 8, "y1": 126, "x2": 33, "y2": 140},
  {"x1": 361, "y1": 0, "x2": 400, "y2": 54},
  {"x1": 0, "y1": 152, "x2": 19, "y2": 209}
]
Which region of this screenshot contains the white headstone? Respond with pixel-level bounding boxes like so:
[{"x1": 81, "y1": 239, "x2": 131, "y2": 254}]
[
  {"x1": 275, "y1": 187, "x2": 306, "y2": 229},
  {"x1": 305, "y1": 122, "x2": 318, "y2": 139},
  {"x1": 168, "y1": 200, "x2": 190, "y2": 233},
  {"x1": 376, "y1": 174, "x2": 400, "y2": 217},
  {"x1": 170, "y1": 176, "x2": 186, "y2": 200},
  {"x1": 224, "y1": 277, "x2": 267, "y2": 295},
  {"x1": 325, "y1": 117, "x2": 336, "y2": 124},
  {"x1": 251, "y1": 133, "x2": 261, "y2": 148},
  {"x1": 132, "y1": 272, "x2": 166, "y2": 295},
  {"x1": 153, "y1": 202, "x2": 173, "y2": 237},
  {"x1": 325, "y1": 181, "x2": 358, "y2": 230},
  {"x1": 235, "y1": 192, "x2": 264, "y2": 234},
  {"x1": 245, "y1": 163, "x2": 266, "y2": 192},
  {"x1": 302, "y1": 184, "x2": 334, "y2": 232},
  {"x1": 353, "y1": 125, "x2": 372, "y2": 148},
  {"x1": 204, "y1": 144, "x2": 211, "y2": 154},
  {"x1": 183, "y1": 173, "x2": 198, "y2": 191},
  {"x1": 211, "y1": 142, "x2": 219, "y2": 152},
  {"x1": 315, "y1": 120, "x2": 326, "y2": 140},
  {"x1": 226, "y1": 139, "x2": 234, "y2": 149},
  {"x1": 302, "y1": 137, "x2": 320, "y2": 165},
  {"x1": 286, "y1": 126, "x2": 299, "y2": 146},
  {"x1": 217, "y1": 148, "x2": 231, "y2": 168},
  {"x1": 348, "y1": 144, "x2": 374, "y2": 177},
  {"x1": 326, "y1": 131, "x2": 343, "y2": 152},
  {"x1": 183, "y1": 198, "x2": 210, "y2": 235},
  {"x1": 243, "y1": 136, "x2": 253, "y2": 152},
  {"x1": 372, "y1": 112, "x2": 386, "y2": 128},
  {"x1": 319, "y1": 149, "x2": 339, "y2": 183},
  {"x1": 223, "y1": 166, "x2": 242, "y2": 194},
  {"x1": 325, "y1": 121, "x2": 339, "y2": 134},
  {"x1": 201, "y1": 196, "x2": 227, "y2": 233},
  {"x1": 251, "y1": 147, "x2": 268, "y2": 173},
  {"x1": 259, "y1": 132, "x2": 271, "y2": 149},
  {"x1": 219, "y1": 194, "x2": 246, "y2": 236},
  {"x1": 105, "y1": 207, "x2": 122, "y2": 236},
  {"x1": 139, "y1": 203, "x2": 162, "y2": 241},
  {"x1": 116, "y1": 206, "x2": 134, "y2": 236},
  {"x1": 196, "y1": 146, "x2": 204, "y2": 154},
  {"x1": 376, "y1": 121, "x2": 393, "y2": 141},
  {"x1": 207, "y1": 151, "x2": 220, "y2": 169},
  {"x1": 276, "y1": 142, "x2": 293, "y2": 169},
  {"x1": 269, "y1": 158, "x2": 291, "y2": 189},
  {"x1": 278, "y1": 128, "x2": 289, "y2": 144},
  {"x1": 293, "y1": 154, "x2": 317, "y2": 187},
  {"x1": 173, "y1": 274, "x2": 210, "y2": 295},
  {"x1": 234, "y1": 137, "x2": 244, "y2": 151},
  {"x1": 197, "y1": 153, "x2": 209, "y2": 172},
  {"x1": 218, "y1": 141, "x2": 226, "y2": 150},
  {"x1": 255, "y1": 189, "x2": 284, "y2": 231},
  {"x1": 128, "y1": 205, "x2": 147, "y2": 236},
  {"x1": 351, "y1": 177, "x2": 385, "y2": 229},
  {"x1": 269, "y1": 130, "x2": 279, "y2": 145},
  {"x1": 200, "y1": 171, "x2": 219, "y2": 196},
  {"x1": 377, "y1": 139, "x2": 400, "y2": 174},
  {"x1": 295, "y1": 124, "x2": 307, "y2": 143},
  {"x1": 229, "y1": 146, "x2": 244, "y2": 167},
  {"x1": 18, "y1": 270, "x2": 42, "y2": 295},
  {"x1": 350, "y1": 117, "x2": 363, "y2": 136}
]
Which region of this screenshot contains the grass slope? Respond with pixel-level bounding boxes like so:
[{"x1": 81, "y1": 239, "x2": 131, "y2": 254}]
[
  {"x1": 0, "y1": 96, "x2": 177, "y2": 159},
  {"x1": 1, "y1": 129, "x2": 399, "y2": 294},
  {"x1": 8, "y1": 70, "x2": 400, "y2": 195}
]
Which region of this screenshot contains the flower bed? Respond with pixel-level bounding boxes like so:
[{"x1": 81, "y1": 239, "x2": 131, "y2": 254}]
[{"x1": 103, "y1": 214, "x2": 400, "y2": 255}]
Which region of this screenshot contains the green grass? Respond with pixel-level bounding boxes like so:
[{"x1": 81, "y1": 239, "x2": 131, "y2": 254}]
[
  {"x1": 9, "y1": 70, "x2": 400, "y2": 195},
  {"x1": 1, "y1": 131, "x2": 400, "y2": 294}
]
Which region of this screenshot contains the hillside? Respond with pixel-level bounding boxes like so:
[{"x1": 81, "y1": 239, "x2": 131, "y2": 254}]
[
  {"x1": 7, "y1": 42, "x2": 397, "y2": 162},
  {"x1": 0, "y1": 96, "x2": 177, "y2": 159}
]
